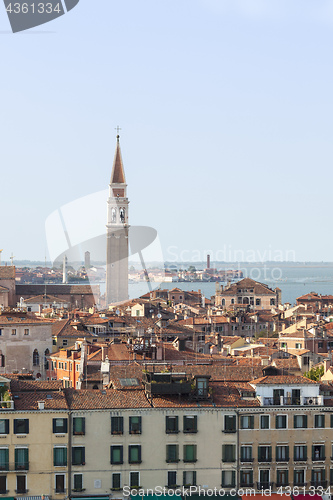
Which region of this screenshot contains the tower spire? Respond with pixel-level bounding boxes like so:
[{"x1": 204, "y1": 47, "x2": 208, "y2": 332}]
[{"x1": 110, "y1": 128, "x2": 126, "y2": 184}]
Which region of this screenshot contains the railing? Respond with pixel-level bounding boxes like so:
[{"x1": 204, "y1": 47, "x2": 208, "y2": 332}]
[
  {"x1": 240, "y1": 483, "x2": 254, "y2": 488},
  {"x1": 223, "y1": 429, "x2": 236, "y2": 434},
  {"x1": 311, "y1": 481, "x2": 327, "y2": 487},
  {"x1": 312, "y1": 456, "x2": 325, "y2": 461},
  {"x1": 262, "y1": 396, "x2": 323, "y2": 406},
  {"x1": 258, "y1": 457, "x2": 272, "y2": 463},
  {"x1": 0, "y1": 462, "x2": 29, "y2": 471},
  {"x1": 240, "y1": 457, "x2": 254, "y2": 462},
  {"x1": 257, "y1": 482, "x2": 274, "y2": 490}
]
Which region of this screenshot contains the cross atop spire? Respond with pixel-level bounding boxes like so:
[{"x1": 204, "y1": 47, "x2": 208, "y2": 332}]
[
  {"x1": 110, "y1": 132, "x2": 126, "y2": 184},
  {"x1": 115, "y1": 126, "x2": 122, "y2": 142}
]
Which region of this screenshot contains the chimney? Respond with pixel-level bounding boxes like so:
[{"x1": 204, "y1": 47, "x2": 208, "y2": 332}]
[
  {"x1": 323, "y1": 358, "x2": 331, "y2": 373},
  {"x1": 207, "y1": 254, "x2": 210, "y2": 269},
  {"x1": 38, "y1": 401, "x2": 45, "y2": 410}
]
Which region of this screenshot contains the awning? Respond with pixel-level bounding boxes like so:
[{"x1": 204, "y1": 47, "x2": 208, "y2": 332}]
[
  {"x1": 188, "y1": 496, "x2": 240, "y2": 500},
  {"x1": 241, "y1": 496, "x2": 291, "y2": 500}
]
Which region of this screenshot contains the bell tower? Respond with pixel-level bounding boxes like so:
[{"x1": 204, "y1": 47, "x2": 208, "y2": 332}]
[{"x1": 106, "y1": 133, "x2": 129, "y2": 305}]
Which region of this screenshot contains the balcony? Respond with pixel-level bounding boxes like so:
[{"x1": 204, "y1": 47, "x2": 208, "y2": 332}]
[
  {"x1": 257, "y1": 482, "x2": 273, "y2": 490},
  {"x1": 240, "y1": 483, "x2": 254, "y2": 488},
  {"x1": 143, "y1": 372, "x2": 191, "y2": 397},
  {"x1": 240, "y1": 457, "x2": 254, "y2": 463},
  {"x1": 0, "y1": 462, "x2": 29, "y2": 471},
  {"x1": 262, "y1": 396, "x2": 323, "y2": 406},
  {"x1": 312, "y1": 456, "x2": 325, "y2": 462},
  {"x1": 311, "y1": 481, "x2": 327, "y2": 487},
  {"x1": 258, "y1": 458, "x2": 271, "y2": 463}
]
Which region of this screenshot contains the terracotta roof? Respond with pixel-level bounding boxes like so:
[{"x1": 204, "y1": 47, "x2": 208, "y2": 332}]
[
  {"x1": 0, "y1": 313, "x2": 52, "y2": 325},
  {"x1": 13, "y1": 391, "x2": 68, "y2": 410},
  {"x1": 250, "y1": 375, "x2": 318, "y2": 385},
  {"x1": 110, "y1": 138, "x2": 126, "y2": 184},
  {"x1": 23, "y1": 294, "x2": 69, "y2": 304},
  {"x1": 151, "y1": 381, "x2": 260, "y2": 408},
  {"x1": 10, "y1": 379, "x2": 63, "y2": 392},
  {"x1": 0, "y1": 266, "x2": 15, "y2": 279},
  {"x1": 65, "y1": 388, "x2": 151, "y2": 410},
  {"x1": 220, "y1": 278, "x2": 277, "y2": 296}
]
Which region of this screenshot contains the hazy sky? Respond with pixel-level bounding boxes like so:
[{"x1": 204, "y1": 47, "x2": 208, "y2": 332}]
[{"x1": 1, "y1": 0, "x2": 333, "y2": 264}]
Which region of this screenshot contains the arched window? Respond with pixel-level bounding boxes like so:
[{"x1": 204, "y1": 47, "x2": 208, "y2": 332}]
[
  {"x1": 44, "y1": 349, "x2": 50, "y2": 370},
  {"x1": 33, "y1": 349, "x2": 39, "y2": 366},
  {"x1": 111, "y1": 208, "x2": 116, "y2": 223},
  {"x1": 222, "y1": 299, "x2": 225, "y2": 306},
  {"x1": 92, "y1": 385, "x2": 99, "y2": 390},
  {"x1": 119, "y1": 208, "x2": 125, "y2": 223}
]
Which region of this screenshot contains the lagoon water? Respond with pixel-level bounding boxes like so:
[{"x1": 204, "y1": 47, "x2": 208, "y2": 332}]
[{"x1": 127, "y1": 264, "x2": 333, "y2": 305}]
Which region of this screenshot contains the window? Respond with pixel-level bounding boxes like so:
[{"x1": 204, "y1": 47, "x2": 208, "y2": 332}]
[
  {"x1": 16, "y1": 475, "x2": 27, "y2": 494},
  {"x1": 15, "y1": 448, "x2": 29, "y2": 470},
  {"x1": 53, "y1": 418, "x2": 67, "y2": 434},
  {"x1": 73, "y1": 417, "x2": 85, "y2": 435},
  {"x1": 222, "y1": 444, "x2": 236, "y2": 462},
  {"x1": 240, "y1": 446, "x2": 253, "y2": 462},
  {"x1": 55, "y1": 474, "x2": 65, "y2": 493},
  {"x1": 294, "y1": 415, "x2": 307, "y2": 428},
  {"x1": 221, "y1": 470, "x2": 236, "y2": 488},
  {"x1": 183, "y1": 471, "x2": 196, "y2": 487},
  {"x1": 259, "y1": 469, "x2": 270, "y2": 488},
  {"x1": 24, "y1": 329, "x2": 29, "y2": 336},
  {"x1": 294, "y1": 445, "x2": 307, "y2": 461},
  {"x1": 53, "y1": 447, "x2": 67, "y2": 467},
  {"x1": 0, "y1": 475, "x2": 7, "y2": 494},
  {"x1": 72, "y1": 447, "x2": 85, "y2": 465},
  {"x1": 129, "y1": 416, "x2": 142, "y2": 434},
  {"x1": 273, "y1": 389, "x2": 284, "y2": 404},
  {"x1": 256, "y1": 299, "x2": 261, "y2": 306},
  {"x1": 14, "y1": 419, "x2": 29, "y2": 435},
  {"x1": 276, "y1": 415, "x2": 287, "y2": 429},
  {"x1": 295, "y1": 343, "x2": 302, "y2": 349},
  {"x1": 110, "y1": 445, "x2": 123, "y2": 464},
  {"x1": 315, "y1": 415, "x2": 325, "y2": 428},
  {"x1": 240, "y1": 415, "x2": 254, "y2": 429},
  {"x1": 276, "y1": 446, "x2": 289, "y2": 462},
  {"x1": 240, "y1": 470, "x2": 253, "y2": 487},
  {"x1": 276, "y1": 469, "x2": 289, "y2": 487},
  {"x1": 0, "y1": 449, "x2": 8, "y2": 471},
  {"x1": 166, "y1": 416, "x2": 178, "y2": 433},
  {"x1": 312, "y1": 445, "x2": 325, "y2": 461},
  {"x1": 11, "y1": 329, "x2": 16, "y2": 336},
  {"x1": 129, "y1": 471, "x2": 140, "y2": 488},
  {"x1": 183, "y1": 415, "x2": 197, "y2": 433},
  {"x1": 112, "y1": 472, "x2": 121, "y2": 490},
  {"x1": 0, "y1": 330, "x2": 2, "y2": 336},
  {"x1": 73, "y1": 473, "x2": 83, "y2": 491},
  {"x1": 311, "y1": 468, "x2": 325, "y2": 487},
  {"x1": 183, "y1": 444, "x2": 197, "y2": 462},
  {"x1": 128, "y1": 445, "x2": 141, "y2": 464},
  {"x1": 0, "y1": 420, "x2": 9, "y2": 435},
  {"x1": 111, "y1": 416, "x2": 123, "y2": 434},
  {"x1": 258, "y1": 445, "x2": 272, "y2": 462},
  {"x1": 32, "y1": 349, "x2": 39, "y2": 366},
  {"x1": 62, "y1": 340, "x2": 68, "y2": 347},
  {"x1": 224, "y1": 415, "x2": 236, "y2": 433},
  {"x1": 167, "y1": 471, "x2": 177, "y2": 488},
  {"x1": 166, "y1": 444, "x2": 179, "y2": 463},
  {"x1": 260, "y1": 415, "x2": 269, "y2": 429},
  {"x1": 294, "y1": 469, "x2": 305, "y2": 486}
]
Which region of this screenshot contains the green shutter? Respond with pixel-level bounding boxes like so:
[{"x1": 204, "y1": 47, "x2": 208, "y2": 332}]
[
  {"x1": 193, "y1": 471, "x2": 197, "y2": 486},
  {"x1": 304, "y1": 415, "x2": 308, "y2": 428},
  {"x1": 250, "y1": 416, "x2": 254, "y2": 429}
]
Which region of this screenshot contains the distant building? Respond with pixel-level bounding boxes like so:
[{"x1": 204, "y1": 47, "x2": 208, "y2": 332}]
[{"x1": 215, "y1": 277, "x2": 281, "y2": 310}]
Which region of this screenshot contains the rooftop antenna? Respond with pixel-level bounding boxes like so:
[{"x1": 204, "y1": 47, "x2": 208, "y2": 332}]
[{"x1": 0, "y1": 250, "x2": 3, "y2": 266}]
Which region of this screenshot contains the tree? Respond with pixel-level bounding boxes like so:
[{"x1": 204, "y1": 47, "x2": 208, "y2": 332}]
[{"x1": 304, "y1": 365, "x2": 324, "y2": 381}]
